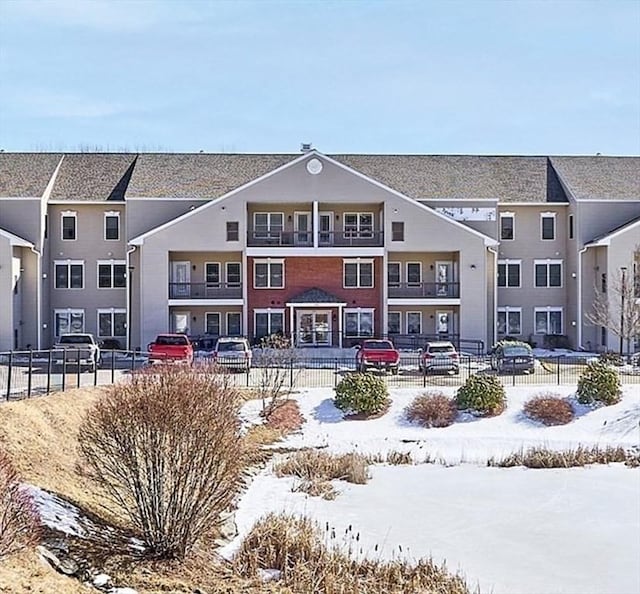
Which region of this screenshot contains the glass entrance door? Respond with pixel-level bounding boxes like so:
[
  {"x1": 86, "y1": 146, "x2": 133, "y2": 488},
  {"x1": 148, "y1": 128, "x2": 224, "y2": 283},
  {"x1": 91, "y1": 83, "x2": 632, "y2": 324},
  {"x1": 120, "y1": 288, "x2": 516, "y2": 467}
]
[{"x1": 296, "y1": 310, "x2": 331, "y2": 346}]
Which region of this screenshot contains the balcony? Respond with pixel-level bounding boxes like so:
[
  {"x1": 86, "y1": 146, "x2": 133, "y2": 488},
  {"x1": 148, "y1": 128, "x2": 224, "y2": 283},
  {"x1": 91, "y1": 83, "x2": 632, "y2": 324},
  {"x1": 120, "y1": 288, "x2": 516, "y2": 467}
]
[
  {"x1": 247, "y1": 230, "x2": 384, "y2": 247},
  {"x1": 388, "y1": 282, "x2": 460, "y2": 299},
  {"x1": 168, "y1": 283, "x2": 242, "y2": 300}
]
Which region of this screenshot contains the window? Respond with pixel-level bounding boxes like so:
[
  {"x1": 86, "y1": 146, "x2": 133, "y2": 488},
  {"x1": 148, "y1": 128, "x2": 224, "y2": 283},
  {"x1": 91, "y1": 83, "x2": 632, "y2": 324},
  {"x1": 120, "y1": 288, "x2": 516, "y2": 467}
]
[
  {"x1": 388, "y1": 312, "x2": 401, "y2": 335},
  {"x1": 226, "y1": 221, "x2": 239, "y2": 241},
  {"x1": 227, "y1": 312, "x2": 242, "y2": 336},
  {"x1": 54, "y1": 309, "x2": 84, "y2": 336},
  {"x1": 254, "y1": 213, "x2": 283, "y2": 239},
  {"x1": 97, "y1": 261, "x2": 126, "y2": 289},
  {"x1": 205, "y1": 312, "x2": 220, "y2": 335},
  {"x1": 407, "y1": 312, "x2": 422, "y2": 334},
  {"x1": 344, "y1": 309, "x2": 373, "y2": 337},
  {"x1": 55, "y1": 261, "x2": 84, "y2": 289},
  {"x1": 497, "y1": 307, "x2": 522, "y2": 335},
  {"x1": 344, "y1": 213, "x2": 373, "y2": 238},
  {"x1": 205, "y1": 263, "x2": 220, "y2": 286},
  {"x1": 535, "y1": 260, "x2": 562, "y2": 288},
  {"x1": 391, "y1": 222, "x2": 404, "y2": 241},
  {"x1": 344, "y1": 259, "x2": 374, "y2": 288},
  {"x1": 387, "y1": 262, "x2": 400, "y2": 288},
  {"x1": 541, "y1": 213, "x2": 556, "y2": 240},
  {"x1": 497, "y1": 260, "x2": 521, "y2": 288},
  {"x1": 61, "y1": 212, "x2": 77, "y2": 240},
  {"x1": 226, "y1": 262, "x2": 241, "y2": 287},
  {"x1": 500, "y1": 213, "x2": 514, "y2": 240},
  {"x1": 98, "y1": 309, "x2": 126, "y2": 337},
  {"x1": 407, "y1": 263, "x2": 421, "y2": 286},
  {"x1": 568, "y1": 214, "x2": 574, "y2": 240},
  {"x1": 535, "y1": 307, "x2": 563, "y2": 334},
  {"x1": 255, "y1": 309, "x2": 284, "y2": 338},
  {"x1": 254, "y1": 259, "x2": 284, "y2": 288},
  {"x1": 104, "y1": 212, "x2": 120, "y2": 240},
  {"x1": 601, "y1": 273, "x2": 607, "y2": 293}
]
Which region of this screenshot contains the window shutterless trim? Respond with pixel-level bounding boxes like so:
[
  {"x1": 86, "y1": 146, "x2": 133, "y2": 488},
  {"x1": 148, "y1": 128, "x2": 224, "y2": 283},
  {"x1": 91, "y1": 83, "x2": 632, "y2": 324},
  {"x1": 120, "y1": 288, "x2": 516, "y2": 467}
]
[
  {"x1": 54, "y1": 260, "x2": 84, "y2": 289},
  {"x1": 61, "y1": 211, "x2": 77, "y2": 241},
  {"x1": 499, "y1": 212, "x2": 515, "y2": 241},
  {"x1": 97, "y1": 308, "x2": 127, "y2": 337},
  {"x1": 540, "y1": 212, "x2": 556, "y2": 241},
  {"x1": 533, "y1": 259, "x2": 563, "y2": 288},
  {"x1": 253, "y1": 258, "x2": 285, "y2": 289},
  {"x1": 104, "y1": 211, "x2": 120, "y2": 241}
]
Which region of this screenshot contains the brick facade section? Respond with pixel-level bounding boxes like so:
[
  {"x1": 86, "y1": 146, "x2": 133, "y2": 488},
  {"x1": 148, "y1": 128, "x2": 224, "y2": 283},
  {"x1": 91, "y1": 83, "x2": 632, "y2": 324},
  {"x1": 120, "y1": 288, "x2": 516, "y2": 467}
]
[{"x1": 247, "y1": 256, "x2": 383, "y2": 337}]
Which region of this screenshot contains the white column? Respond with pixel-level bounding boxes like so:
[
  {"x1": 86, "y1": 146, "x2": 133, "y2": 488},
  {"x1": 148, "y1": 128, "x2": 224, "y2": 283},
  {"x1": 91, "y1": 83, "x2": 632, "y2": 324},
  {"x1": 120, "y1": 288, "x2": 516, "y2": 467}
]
[
  {"x1": 338, "y1": 304, "x2": 343, "y2": 348},
  {"x1": 313, "y1": 201, "x2": 319, "y2": 249},
  {"x1": 242, "y1": 253, "x2": 249, "y2": 338},
  {"x1": 289, "y1": 305, "x2": 295, "y2": 345}
]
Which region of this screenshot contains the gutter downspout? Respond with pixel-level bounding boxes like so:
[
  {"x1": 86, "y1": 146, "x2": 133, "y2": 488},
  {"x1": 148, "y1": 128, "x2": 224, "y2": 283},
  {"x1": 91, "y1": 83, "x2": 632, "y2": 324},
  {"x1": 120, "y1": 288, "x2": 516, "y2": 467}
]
[
  {"x1": 30, "y1": 246, "x2": 42, "y2": 350},
  {"x1": 487, "y1": 246, "x2": 499, "y2": 349},
  {"x1": 577, "y1": 245, "x2": 589, "y2": 349},
  {"x1": 126, "y1": 245, "x2": 137, "y2": 351}
]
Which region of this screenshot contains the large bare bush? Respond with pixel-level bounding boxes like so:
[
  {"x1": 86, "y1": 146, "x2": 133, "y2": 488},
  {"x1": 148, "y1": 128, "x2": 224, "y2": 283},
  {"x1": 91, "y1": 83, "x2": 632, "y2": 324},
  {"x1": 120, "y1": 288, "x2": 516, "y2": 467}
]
[
  {"x1": 78, "y1": 364, "x2": 248, "y2": 559},
  {"x1": 523, "y1": 393, "x2": 574, "y2": 426},
  {"x1": 256, "y1": 334, "x2": 301, "y2": 417},
  {"x1": 0, "y1": 452, "x2": 41, "y2": 559},
  {"x1": 405, "y1": 391, "x2": 457, "y2": 428}
]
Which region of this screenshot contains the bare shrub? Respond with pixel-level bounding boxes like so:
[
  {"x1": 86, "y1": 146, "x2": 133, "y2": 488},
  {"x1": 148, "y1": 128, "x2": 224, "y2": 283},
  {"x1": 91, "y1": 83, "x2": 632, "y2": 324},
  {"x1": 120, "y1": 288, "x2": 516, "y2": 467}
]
[
  {"x1": 78, "y1": 364, "x2": 248, "y2": 560},
  {"x1": 264, "y1": 398, "x2": 305, "y2": 432},
  {"x1": 405, "y1": 391, "x2": 457, "y2": 428},
  {"x1": 488, "y1": 445, "x2": 636, "y2": 468},
  {"x1": 0, "y1": 452, "x2": 41, "y2": 559},
  {"x1": 234, "y1": 513, "x2": 473, "y2": 594},
  {"x1": 523, "y1": 393, "x2": 574, "y2": 426},
  {"x1": 256, "y1": 336, "x2": 301, "y2": 417},
  {"x1": 384, "y1": 451, "x2": 414, "y2": 465}
]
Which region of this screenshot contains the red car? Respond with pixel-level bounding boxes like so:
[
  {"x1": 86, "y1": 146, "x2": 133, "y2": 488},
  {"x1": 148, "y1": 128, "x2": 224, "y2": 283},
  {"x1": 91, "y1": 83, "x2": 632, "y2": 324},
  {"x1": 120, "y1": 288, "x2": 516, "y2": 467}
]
[
  {"x1": 147, "y1": 334, "x2": 194, "y2": 365},
  {"x1": 355, "y1": 339, "x2": 400, "y2": 374}
]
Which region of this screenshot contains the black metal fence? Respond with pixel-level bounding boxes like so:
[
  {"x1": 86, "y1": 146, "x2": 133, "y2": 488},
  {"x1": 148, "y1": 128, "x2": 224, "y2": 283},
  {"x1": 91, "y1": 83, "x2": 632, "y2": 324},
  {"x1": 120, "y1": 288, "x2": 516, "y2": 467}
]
[{"x1": 2, "y1": 349, "x2": 640, "y2": 401}]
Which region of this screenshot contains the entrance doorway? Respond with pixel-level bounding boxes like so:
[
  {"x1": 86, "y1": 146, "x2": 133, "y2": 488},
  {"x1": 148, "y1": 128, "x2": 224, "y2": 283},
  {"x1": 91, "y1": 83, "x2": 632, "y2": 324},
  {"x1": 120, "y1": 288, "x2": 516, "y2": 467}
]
[{"x1": 296, "y1": 310, "x2": 331, "y2": 346}]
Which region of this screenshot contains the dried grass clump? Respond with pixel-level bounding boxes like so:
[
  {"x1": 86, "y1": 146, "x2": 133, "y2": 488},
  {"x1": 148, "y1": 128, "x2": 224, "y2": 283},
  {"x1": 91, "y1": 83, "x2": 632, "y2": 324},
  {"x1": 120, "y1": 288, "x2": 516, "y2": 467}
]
[
  {"x1": 405, "y1": 391, "x2": 457, "y2": 428},
  {"x1": 234, "y1": 513, "x2": 473, "y2": 594},
  {"x1": 264, "y1": 399, "x2": 305, "y2": 432},
  {"x1": 523, "y1": 393, "x2": 574, "y2": 426},
  {"x1": 488, "y1": 445, "x2": 638, "y2": 468}
]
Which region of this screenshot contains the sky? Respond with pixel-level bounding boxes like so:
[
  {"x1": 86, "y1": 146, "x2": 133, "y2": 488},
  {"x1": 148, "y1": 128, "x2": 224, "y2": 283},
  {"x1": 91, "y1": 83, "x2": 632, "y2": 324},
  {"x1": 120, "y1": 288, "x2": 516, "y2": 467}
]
[{"x1": 0, "y1": 0, "x2": 639, "y2": 155}]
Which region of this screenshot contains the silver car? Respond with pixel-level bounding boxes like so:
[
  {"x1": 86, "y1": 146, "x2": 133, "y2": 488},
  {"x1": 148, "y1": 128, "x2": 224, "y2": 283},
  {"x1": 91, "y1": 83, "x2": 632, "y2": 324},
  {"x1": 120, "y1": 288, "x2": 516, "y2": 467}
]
[{"x1": 211, "y1": 337, "x2": 252, "y2": 372}]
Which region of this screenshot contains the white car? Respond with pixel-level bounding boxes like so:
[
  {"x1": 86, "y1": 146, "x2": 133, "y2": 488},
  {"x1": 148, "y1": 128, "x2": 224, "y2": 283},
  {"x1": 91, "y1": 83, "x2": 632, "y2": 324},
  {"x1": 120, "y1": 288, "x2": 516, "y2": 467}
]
[{"x1": 211, "y1": 337, "x2": 252, "y2": 372}]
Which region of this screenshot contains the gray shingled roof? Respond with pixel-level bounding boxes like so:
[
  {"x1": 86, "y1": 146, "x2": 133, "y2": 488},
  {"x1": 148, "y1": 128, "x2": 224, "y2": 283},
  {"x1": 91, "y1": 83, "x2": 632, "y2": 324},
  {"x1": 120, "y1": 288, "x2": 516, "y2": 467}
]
[
  {"x1": 0, "y1": 153, "x2": 62, "y2": 197},
  {"x1": 50, "y1": 154, "x2": 137, "y2": 201},
  {"x1": 288, "y1": 287, "x2": 347, "y2": 304},
  {"x1": 126, "y1": 154, "x2": 296, "y2": 198},
  {"x1": 550, "y1": 157, "x2": 640, "y2": 201}
]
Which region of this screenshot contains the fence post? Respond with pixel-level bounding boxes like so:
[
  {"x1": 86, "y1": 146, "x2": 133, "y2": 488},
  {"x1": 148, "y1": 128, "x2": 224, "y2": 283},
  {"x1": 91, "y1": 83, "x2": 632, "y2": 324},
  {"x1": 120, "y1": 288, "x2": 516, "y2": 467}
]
[
  {"x1": 61, "y1": 351, "x2": 66, "y2": 392},
  {"x1": 334, "y1": 358, "x2": 338, "y2": 387},
  {"x1": 6, "y1": 352, "x2": 12, "y2": 400},
  {"x1": 27, "y1": 349, "x2": 33, "y2": 398},
  {"x1": 557, "y1": 356, "x2": 561, "y2": 385},
  {"x1": 130, "y1": 350, "x2": 135, "y2": 373},
  {"x1": 111, "y1": 350, "x2": 116, "y2": 384},
  {"x1": 76, "y1": 348, "x2": 81, "y2": 389},
  {"x1": 46, "y1": 349, "x2": 52, "y2": 394},
  {"x1": 512, "y1": 358, "x2": 516, "y2": 387},
  {"x1": 289, "y1": 354, "x2": 294, "y2": 388}
]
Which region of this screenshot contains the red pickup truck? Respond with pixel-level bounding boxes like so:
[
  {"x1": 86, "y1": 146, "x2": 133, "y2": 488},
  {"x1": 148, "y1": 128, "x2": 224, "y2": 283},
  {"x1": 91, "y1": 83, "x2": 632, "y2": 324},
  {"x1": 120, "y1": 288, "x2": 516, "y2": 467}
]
[
  {"x1": 355, "y1": 339, "x2": 400, "y2": 374},
  {"x1": 147, "y1": 334, "x2": 194, "y2": 365}
]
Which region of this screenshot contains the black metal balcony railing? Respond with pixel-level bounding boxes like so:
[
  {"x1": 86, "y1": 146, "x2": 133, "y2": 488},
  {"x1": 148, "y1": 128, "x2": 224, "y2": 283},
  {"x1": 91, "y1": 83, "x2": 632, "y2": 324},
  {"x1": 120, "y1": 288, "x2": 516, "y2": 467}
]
[
  {"x1": 168, "y1": 283, "x2": 242, "y2": 299},
  {"x1": 388, "y1": 282, "x2": 460, "y2": 299},
  {"x1": 247, "y1": 230, "x2": 384, "y2": 247}
]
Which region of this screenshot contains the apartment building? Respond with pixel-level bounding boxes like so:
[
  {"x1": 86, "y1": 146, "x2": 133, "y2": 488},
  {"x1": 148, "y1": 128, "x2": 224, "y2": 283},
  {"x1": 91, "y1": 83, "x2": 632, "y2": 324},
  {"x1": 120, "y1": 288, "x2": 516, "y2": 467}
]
[{"x1": 0, "y1": 150, "x2": 638, "y2": 353}]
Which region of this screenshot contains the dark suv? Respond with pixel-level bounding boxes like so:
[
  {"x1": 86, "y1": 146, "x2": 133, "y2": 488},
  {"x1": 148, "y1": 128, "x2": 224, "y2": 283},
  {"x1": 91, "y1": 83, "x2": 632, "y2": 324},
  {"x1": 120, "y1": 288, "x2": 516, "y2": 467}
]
[{"x1": 490, "y1": 342, "x2": 535, "y2": 374}]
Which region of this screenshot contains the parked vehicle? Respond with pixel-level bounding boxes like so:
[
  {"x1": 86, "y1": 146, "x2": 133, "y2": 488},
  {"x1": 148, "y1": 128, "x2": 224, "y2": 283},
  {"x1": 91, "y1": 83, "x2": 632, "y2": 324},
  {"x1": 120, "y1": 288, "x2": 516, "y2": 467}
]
[
  {"x1": 53, "y1": 333, "x2": 102, "y2": 372},
  {"x1": 418, "y1": 341, "x2": 460, "y2": 374},
  {"x1": 490, "y1": 341, "x2": 535, "y2": 374},
  {"x1": 147, "y1": 334, "x2": 194, "y2": 365},
  {"x1": 355, "y1": 339, "x2": 400, "y2": 374},
  {"x1": 210, "y1": 337, "x2": 252, "y2": 372}
]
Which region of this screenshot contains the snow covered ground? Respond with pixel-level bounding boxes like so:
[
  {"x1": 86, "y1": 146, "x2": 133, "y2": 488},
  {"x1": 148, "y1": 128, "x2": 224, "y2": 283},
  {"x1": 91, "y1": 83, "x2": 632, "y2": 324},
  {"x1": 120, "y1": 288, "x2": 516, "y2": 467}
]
[{"x1": 224, "y1": 385, "x2": 640, "y2": 594}]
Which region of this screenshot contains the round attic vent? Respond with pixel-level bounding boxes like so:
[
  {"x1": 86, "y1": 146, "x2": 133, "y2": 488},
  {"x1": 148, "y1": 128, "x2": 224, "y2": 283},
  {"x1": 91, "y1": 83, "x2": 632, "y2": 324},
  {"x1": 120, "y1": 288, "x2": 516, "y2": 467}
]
[{"x1": 306, "y1": 158, "x2": 323, "y2": 175}]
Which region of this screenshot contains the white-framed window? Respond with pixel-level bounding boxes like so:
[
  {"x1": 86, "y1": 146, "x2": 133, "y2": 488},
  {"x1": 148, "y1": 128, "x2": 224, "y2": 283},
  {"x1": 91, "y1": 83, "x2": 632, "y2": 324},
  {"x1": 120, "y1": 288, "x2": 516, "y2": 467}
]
[
  {"x1": 97, "y1": 260, "x2": 126, "y2": 289},
  {"x1": 104, "y1": 211, "x2": 120, "y2": 241},
  {"x1": 407, "y1": 311, "x2": 422, "y2": 334},
  {"x1": 568, "y1": 214, "x2": 574, "y2": 240},
  {"x1": 205, "y1": 312, "x2": 221, "y2": 335},
  {"x1": 344, "y1": 308, "x2": 374, "y2": 337},
  {"x1": 255, "y1": 309, "x2": 285, "y2": 338},
  {"x1": 254, "y1": 259, "x2": 284, "y2": 288},
  {"x1": 534, "y1": 307, "x2": 563, "y2": 335},
  {"x1": 226, "y1": 312, "x2": 242, "y2": 336},
  {"x1": 497, "y1": 307, "x2": 522, "y2": 335},
  {"x1": 226, "y1": 221, "x2": 239, "y2": 241},
  {"x1": 499, "y1": 212, "x2": 514, "y2": 241},
  {"x1": 55, "y1": 260, "x2": 84, "y2": 289},
  {"x1": 61, "y1": 211, "x2": 77, "y2": 241},
  {"x1": 407, "y1": 263, "x2": 422, "y2": 287},
  {"x1": 254, "y1": 212, "x2": 284, "y2": 239},
  {"x1": 388, "y1": 311, "x2": 401, "y2": 335},
  {"x1": 344, "y1": 212, "x2": 374, "y2": 238},
  {"x1": 541, "y1": 212, "x2": 556, "y2": 240},
  {"x1": 97, "y1": 309, "x2": 126, "y2": 338},
  {"x1": 391, "y1": 221, "x2": 404, "y2": 241},
  {"x1": 344, "y1": 259, "x2": 374, "y2": 288},
  {"x1": 387, "y1": 262, "x2": 401, "y2": 288},
  {"x1": 226, "y1": 262, "x2": 241, "y2": 287},
  {"x1": 54, "y1": 309, "x2": 84, "y2": 336},
  {"x1": 497, "y1": 260, "x2": 521, "y2": 288},
  {"x1": 205, "y1": 262, "x2": 220, "y2": 286},
  {"x1": 534, "y1": 260, "x2": 562, "y2": 288}
]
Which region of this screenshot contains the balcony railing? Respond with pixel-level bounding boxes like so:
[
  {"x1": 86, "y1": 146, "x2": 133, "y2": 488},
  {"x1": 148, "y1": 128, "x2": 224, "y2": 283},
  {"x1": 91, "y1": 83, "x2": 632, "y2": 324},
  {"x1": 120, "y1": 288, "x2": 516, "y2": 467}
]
[
  {"x1": 168, "y1": 283, "x2": 242, "y2": 299},
  {"x1": 247, "y1": 230, "x2": 384, "y2": 247},
  {"x1": 388, "y1": 282, "x2": 460, "y2": 299}
]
